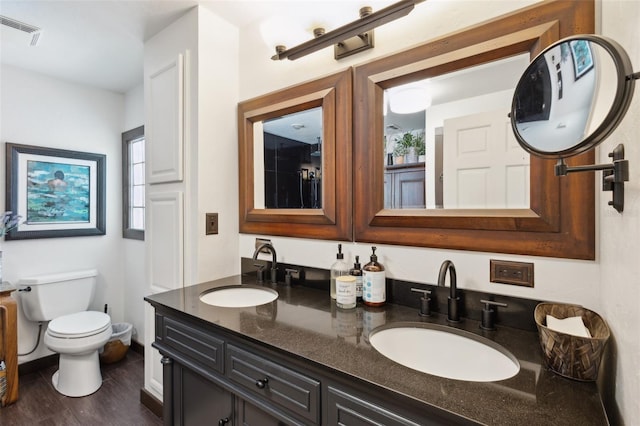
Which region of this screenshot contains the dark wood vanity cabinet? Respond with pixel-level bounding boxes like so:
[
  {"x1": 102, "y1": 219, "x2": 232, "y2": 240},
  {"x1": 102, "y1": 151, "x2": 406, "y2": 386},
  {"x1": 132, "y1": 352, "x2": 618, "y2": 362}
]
[
  {"x1": 152, "y1": 308, "x2": 465, "y2": 426},
  {"x1": 156, "y1": 310, "x2": 320, "y2": 425},
  {"x1": 168, "y1": 361, "x2": 234, "y2": 426}
]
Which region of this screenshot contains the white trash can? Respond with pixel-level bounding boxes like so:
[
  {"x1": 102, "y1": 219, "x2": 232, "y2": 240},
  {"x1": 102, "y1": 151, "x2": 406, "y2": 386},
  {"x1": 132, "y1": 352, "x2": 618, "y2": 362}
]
[{"x1": 100, "y1": 323, "x2": 133, "y2": 364}]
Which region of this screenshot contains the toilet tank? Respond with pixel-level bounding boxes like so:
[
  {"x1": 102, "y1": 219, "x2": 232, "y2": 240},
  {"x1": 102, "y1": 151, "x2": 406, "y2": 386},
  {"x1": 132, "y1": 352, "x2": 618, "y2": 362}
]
[{"x1": 18, "y1": 269, "x2": 98, "y2": 322}]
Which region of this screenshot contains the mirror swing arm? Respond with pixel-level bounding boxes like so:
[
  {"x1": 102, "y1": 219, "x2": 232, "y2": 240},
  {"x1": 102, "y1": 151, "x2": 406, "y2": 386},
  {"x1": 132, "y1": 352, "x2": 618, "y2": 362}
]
[
  {"x1": 555, "y1": 144, "x2": 628, "y2": 212},
  {"x1": 556, "y1": 70, "x2": 640, "y2": 212}
]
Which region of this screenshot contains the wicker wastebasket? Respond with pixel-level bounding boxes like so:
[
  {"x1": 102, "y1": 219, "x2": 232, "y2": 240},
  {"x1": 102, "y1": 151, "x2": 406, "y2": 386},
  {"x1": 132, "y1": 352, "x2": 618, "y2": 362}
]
[{"x1": 534, "y1": 303, "x2": 610, "y2": 381}]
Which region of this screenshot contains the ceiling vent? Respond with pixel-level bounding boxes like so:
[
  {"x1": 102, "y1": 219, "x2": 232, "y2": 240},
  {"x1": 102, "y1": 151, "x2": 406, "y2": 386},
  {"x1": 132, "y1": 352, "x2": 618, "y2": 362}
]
[{"x1": 0, "y1": 15, "x2": 42, "y2": 46}]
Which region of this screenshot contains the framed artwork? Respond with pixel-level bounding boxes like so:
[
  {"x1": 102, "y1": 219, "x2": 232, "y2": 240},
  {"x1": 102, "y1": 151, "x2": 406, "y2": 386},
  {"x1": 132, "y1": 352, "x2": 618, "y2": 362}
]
[
  {"x1": 570, "y1": 39, "x2": 594, "y2": 80},
  {"x1": 5, "y1": 143, "x2": 106, "y2": 240}
]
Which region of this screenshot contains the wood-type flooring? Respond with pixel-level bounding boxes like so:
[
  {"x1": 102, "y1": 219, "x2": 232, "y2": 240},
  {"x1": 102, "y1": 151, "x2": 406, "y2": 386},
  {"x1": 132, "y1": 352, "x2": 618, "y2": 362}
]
[{"x1": 0, "y1": 350, "x2": 161, "y2": 425}]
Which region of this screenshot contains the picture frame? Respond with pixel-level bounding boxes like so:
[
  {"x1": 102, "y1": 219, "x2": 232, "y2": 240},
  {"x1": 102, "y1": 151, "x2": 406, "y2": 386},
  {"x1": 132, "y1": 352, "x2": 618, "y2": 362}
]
[
  {"x1": 5, "y1": 143, "x2": 106, "y2": 240},
  {"x1": 570, "y1": 39, "x2": 594, "y2": 80}
]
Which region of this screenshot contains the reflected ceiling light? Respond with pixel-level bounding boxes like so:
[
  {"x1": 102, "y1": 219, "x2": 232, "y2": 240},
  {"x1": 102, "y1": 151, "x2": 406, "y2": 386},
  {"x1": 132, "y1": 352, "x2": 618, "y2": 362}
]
[
  {"x1": 389, "y1": 85, "x2": 432, "y2": 114},
  {"x1": 270, "y1": 0, "x2": 424, "y2": 61}
]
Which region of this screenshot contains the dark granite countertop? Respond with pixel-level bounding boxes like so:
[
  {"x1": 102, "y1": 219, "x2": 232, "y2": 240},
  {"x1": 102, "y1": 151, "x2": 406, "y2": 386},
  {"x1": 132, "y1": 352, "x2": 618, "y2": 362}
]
[{"x1": 145, "y1": 275, "x2": 609, "y2": 426}]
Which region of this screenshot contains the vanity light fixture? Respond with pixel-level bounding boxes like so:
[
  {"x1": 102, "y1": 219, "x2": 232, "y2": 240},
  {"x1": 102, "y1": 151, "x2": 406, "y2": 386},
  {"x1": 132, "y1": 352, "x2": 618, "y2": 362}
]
[{"x1": 271, "y1": 0, "x2": 424, "y2": 61}]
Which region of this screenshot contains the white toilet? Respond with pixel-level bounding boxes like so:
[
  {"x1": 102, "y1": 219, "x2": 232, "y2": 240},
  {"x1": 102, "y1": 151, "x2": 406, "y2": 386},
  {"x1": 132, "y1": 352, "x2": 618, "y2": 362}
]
[{"x1": 18, "y1": 269, "x2": 112, "y2": 397}]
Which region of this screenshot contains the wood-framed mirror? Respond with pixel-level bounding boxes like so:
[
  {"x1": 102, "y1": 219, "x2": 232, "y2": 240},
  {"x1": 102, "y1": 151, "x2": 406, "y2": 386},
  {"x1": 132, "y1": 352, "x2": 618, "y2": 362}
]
[
  {"x1": 239, "y1": 69, "x2": 352, "y2": 240},
  {"x1": 353, "y1": 0, "x2": 596, "y2": 259}
]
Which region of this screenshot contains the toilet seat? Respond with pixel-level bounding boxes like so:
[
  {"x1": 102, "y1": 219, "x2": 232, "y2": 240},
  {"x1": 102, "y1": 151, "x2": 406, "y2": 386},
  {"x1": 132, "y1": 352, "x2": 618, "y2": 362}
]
[{"x1": 47, "y1": 311, "x2": 111, "y2": 339}]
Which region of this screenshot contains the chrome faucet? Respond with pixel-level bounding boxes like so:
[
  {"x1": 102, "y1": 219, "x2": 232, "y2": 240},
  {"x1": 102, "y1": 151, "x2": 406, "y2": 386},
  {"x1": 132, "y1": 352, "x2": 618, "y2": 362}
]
[
  {"x1": 438, "y1": 260, "x2": 460, "y2": 322},
  {"x1": 252, "y1": 243, "x2": 278, "y2": 284}
]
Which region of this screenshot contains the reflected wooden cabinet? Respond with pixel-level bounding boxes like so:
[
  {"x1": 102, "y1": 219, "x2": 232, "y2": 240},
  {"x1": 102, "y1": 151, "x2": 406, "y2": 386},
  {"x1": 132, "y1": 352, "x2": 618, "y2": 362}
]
[{"x1": 384, "y1": 163, "x2": 426, "y2": 209}]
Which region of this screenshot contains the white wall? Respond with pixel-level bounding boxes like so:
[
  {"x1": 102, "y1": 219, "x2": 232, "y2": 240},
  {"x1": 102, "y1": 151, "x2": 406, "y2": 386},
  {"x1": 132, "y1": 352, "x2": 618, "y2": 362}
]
[
  {"x1": 599, "y1": 1, "x2": 640, "y2": 423},
  {"x1": 193, "y1": 7, "x2": 240, "y2": 283},
  {"x1": 122, "y1": 83, "x2": 145, "y2": 344},
  {"x1": 0, "y1": 65, "x2": 126, "y2": 362},
  {"x1": 236, "y1": 0, "x2": 638, "y2": 423}
]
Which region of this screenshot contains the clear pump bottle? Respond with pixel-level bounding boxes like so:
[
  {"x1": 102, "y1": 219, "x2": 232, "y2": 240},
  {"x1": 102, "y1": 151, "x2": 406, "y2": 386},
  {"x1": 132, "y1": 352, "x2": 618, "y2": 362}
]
[
  {"x1": 350, "y1": 255, "x2": 363, "y2": 302},
  {"x1": 330, "y1": 244, "x2": 349, "y2": 299}
]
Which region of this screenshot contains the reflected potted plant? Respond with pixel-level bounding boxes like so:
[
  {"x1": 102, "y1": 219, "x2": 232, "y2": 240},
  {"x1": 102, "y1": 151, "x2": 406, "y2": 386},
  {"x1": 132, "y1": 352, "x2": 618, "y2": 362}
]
[
  {"x1": 395, "y1": 131, "x2": 425, "y2": 164},
  {"x1": 417, "y1": 134, "x2": 426, "y2": 163},
  {"x1": 393, "y1": 143, "x2": 407, "y2": 164}
]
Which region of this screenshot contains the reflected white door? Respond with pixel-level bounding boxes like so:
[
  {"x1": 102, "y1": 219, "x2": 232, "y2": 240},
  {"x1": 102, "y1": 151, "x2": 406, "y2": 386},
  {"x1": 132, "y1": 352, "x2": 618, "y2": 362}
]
[{"x1": 443, "y1": 109, "x2": 529, "y2": 208}]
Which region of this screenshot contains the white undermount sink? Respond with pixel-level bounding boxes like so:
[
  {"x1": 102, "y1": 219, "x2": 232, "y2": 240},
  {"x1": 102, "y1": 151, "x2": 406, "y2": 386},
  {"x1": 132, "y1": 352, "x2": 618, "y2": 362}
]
[
  {"x1": 199, "y1": 285, "x2": 278, "y2": 308},
  {"x1": 369, "y1": 322, "x2": 520, "y2": 382}
]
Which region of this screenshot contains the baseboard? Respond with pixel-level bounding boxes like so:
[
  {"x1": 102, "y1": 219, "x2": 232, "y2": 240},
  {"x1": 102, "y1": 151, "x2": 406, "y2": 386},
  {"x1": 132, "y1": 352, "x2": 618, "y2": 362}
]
[
  {"x1": 18, "y1": 354, "x2": 58, "y2": 376},
  {"x1": 130, "y1": 340, "x2": 144, "y2": 355},
  {"x1": 140, "y1": 387, "x2": 163, "y2": 418}
]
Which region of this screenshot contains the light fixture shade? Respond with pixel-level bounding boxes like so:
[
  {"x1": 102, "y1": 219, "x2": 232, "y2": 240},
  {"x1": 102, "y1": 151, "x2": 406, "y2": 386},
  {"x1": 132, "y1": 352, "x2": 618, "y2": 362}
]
[{"x1": 389, "y1": 86, "x2": 432, "y2": 114}]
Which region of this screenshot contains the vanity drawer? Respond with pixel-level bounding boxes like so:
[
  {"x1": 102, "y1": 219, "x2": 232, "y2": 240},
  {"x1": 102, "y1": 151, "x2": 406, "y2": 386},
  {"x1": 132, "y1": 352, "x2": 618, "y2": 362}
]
[
  {"x1": 226, "y1": 344, "x2": 320, "y2": 424},
  {"x1": 162, "y1": 316, "x2": 225, "y2": 374},
  {"x1": 327, "y1": 386, "x2": 422, "y2": 426}
]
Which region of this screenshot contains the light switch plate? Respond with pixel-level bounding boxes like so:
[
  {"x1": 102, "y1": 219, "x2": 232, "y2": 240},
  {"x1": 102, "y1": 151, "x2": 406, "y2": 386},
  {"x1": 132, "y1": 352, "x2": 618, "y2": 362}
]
[{"x1": 205, "y1": 213, "x2": 218, "y2": 235}]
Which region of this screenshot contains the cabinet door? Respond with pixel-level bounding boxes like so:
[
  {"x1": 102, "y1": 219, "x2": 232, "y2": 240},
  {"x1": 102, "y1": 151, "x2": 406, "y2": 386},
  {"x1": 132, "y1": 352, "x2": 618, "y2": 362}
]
[
  {"x1": 383, "y1": 172, "x2": 392, "y2": 209},
  {"x1": 148, "y1": 191, "x2": 184, "y2": 293},
  {"x1": 236, "y1": 398, "x2": 287, "y2": 426},
  {"x1": 147, "y1": 53, "x2": 184, "y2": 184},
  {"x1": 173, "y1": 362, "x2": 234, "y2": 426},
  {"x1": 393, "y1": 169, "x2": 425, "y2": 209}
]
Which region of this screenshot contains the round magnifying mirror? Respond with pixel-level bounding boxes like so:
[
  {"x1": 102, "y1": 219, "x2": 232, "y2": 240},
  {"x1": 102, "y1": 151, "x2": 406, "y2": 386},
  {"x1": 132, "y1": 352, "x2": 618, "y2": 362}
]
[{"x1": 511, "y1": 35, "x2": 635, "y2": 159}]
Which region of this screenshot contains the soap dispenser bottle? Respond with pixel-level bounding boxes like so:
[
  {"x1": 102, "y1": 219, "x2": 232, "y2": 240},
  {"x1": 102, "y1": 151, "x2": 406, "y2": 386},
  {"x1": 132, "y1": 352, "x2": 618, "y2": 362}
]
[
  {"x1": 350, "y1": 256, "x2": 363, "y2": 302},
  {"x1": 363, "y1": 247, "x2": 386, "y2": 307},
  {"x1": 330, "y1": 244, "x2": 349, "y2": 299}
]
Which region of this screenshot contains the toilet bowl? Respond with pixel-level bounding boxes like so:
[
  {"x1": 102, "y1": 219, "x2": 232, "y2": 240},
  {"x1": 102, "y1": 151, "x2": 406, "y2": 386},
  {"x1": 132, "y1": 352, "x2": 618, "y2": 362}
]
[
  {"x1": 44, "y1": 311, "x2": 112, "y2": 397},
  {"x1": 18, "y1": 269, "x2": 112, "y2": 397}
]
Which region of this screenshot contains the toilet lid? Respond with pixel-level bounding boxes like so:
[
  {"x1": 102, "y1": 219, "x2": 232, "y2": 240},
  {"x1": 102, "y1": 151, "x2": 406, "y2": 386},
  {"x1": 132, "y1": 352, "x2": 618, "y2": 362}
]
[{"x1": 48, "y1": 311, "x2": 111, "y2": 338}]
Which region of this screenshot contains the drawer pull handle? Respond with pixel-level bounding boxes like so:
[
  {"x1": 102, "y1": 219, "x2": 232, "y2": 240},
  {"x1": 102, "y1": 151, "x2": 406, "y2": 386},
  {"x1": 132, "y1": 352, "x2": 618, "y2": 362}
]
[
  {"x1": 255, "y1": 378, "x2": 269, "y2": 389},
  {"x1": 218, "y1": 417, "x2": 229, "y2": 425}
]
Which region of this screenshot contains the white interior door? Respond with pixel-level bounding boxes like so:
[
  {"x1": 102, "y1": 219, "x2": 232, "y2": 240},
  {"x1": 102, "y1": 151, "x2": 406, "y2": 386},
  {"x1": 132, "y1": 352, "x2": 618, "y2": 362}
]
[{"x1": 443, "y1": 109, "x2": 529, "y2": 208}]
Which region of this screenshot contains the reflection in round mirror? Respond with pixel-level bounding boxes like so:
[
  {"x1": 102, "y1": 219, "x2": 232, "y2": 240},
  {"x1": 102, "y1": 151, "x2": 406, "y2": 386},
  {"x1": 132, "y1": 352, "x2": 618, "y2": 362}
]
[{"x1": 511, "y1": 35, "x2": 635, "y2": 158}]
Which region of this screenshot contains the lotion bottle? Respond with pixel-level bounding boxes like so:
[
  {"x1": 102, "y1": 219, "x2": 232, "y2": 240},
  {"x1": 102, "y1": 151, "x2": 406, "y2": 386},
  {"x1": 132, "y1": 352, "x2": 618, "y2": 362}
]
[
  {"x1": 330, "y1": 244, "x2": 349, "y2": 299},
  {"x1": 363, "y1": 247, "x2": 386, "y2": 307}
]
